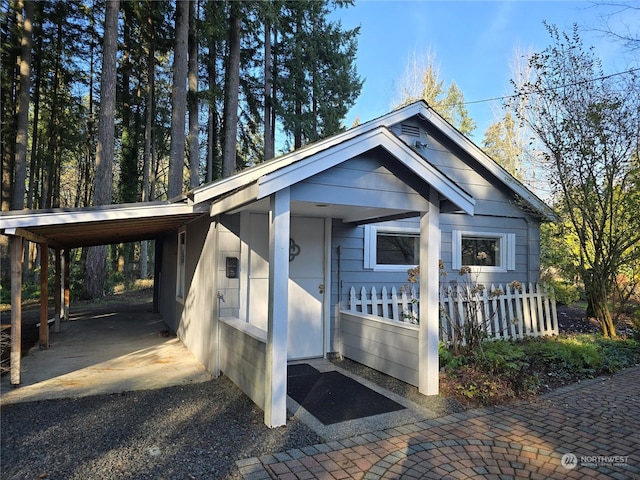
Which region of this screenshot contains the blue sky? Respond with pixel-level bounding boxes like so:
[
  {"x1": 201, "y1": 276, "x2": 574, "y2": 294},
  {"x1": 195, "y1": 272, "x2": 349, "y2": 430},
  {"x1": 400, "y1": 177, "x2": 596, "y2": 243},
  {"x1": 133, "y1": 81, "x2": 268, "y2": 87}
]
[{"x1": 332, "y1": 0, "x2": 637, "y2": 141}]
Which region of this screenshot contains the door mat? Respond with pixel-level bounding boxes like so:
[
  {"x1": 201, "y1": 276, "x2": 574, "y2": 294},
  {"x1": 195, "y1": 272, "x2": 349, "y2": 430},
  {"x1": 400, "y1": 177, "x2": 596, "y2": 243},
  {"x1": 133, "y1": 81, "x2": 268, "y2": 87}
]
[
  {"x1": 287, "y1": 363, "x2": 320, "y2": 378},
  {"x1": 287, "y1": 366, "x2": 405, "y2": 425}
]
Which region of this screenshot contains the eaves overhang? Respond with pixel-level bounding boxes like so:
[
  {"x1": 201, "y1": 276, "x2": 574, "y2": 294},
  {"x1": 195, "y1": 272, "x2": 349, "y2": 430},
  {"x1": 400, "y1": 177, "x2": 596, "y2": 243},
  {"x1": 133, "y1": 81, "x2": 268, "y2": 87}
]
[{"x1": 0, "y1": 201, "x2": 203, "y2": 248}]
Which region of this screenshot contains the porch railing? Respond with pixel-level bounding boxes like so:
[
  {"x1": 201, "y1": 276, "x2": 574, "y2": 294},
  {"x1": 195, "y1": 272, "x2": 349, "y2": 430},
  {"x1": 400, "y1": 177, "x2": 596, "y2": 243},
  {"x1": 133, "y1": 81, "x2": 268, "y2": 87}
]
[{"x1": 346, "y1": 282, "x2": 558, "y2": 341}]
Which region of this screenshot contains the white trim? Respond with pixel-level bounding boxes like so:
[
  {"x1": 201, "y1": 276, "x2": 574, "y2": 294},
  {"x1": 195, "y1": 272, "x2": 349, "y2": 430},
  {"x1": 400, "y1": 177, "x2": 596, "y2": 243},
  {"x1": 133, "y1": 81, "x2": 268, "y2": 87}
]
[
  {"x1": 418, "y1": 190, "x2": 440, "y2": 395},
  {"x1": 451, "y1": 230, "x2": 516, "y2": 272},
  {"x1": 364, "y1": 225, "x2": 420, "y2": 271},
  {"x1": 264, "y1": 189, "x2": 290, "y2": 427},
  {"x1": 239, "y1": 211, "x2": 251, "y2": 322},
  {"x1": 176, "y1": 229, "x2": 187, "y2": 302},
  {"x1": 323, "y1": 217, "x2": 332, "y2": 357}
]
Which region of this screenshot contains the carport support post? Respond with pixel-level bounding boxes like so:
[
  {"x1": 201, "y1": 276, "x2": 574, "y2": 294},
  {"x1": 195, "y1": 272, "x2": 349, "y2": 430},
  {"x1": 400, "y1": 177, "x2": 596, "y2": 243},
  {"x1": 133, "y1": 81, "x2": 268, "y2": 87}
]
[
  {"x1": 54, "y1": 248, "x2": 61, "y2": 333},
  {"x1": 63, "y1": 249, "x2": 70, "y2": 320},
  {"x1": 10, "y1": 236, "x2": 24, "y2": 385},
  {"x1": 418, "y1": 192, "x2": 440, "y2": 396},
  {"x1": 264, "y1": 188, "x2": 290, "y2": 428},
  {"x1": 39, "y1": 243, "x2": 49, "y2": 349}
]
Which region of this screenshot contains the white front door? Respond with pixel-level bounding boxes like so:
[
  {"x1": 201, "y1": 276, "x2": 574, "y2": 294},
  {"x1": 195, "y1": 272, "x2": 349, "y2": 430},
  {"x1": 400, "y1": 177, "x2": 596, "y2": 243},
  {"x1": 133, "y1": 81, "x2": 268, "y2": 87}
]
[
  {"x1": 247, "y1": 215, "x2": 325, "y2": 359},
  {"x1": 288, "y1": 217, "x2": 325, "y2": 359}
]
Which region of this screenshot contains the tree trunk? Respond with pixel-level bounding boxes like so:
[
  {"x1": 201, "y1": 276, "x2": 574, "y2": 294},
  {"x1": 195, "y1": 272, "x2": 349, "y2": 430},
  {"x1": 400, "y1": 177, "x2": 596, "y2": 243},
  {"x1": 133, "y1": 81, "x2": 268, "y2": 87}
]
[
  {"x1": 168, "y1": 0, "x2": 189, "y2": 198},
  {"x1": 84, "y1": 0, "x2": 119, "y2": 299},
  {"x1": 11, "y1": 0, "x2": 32, "y2": 211},
  {"x1": 141, "y1": 16, "x2": 155, "y2": 279},
  {"x1": 188, "y1": 0, "x2": 199, "y2": 188},
  {"x1": 584, "y1": 270, "x2": 617, "y2": 338},
  {"x1": 264, "y1": 20, "x2": 274, "y2": 160},
  {"x1": 1, "y1": 0, "x2": 18, "y2": 213},
  {"x1": 206, "y1": 22, "x2": 218, "y2": 182},
  {"x1": 222, "y1": 1, "x2": 241, "y2": 178}
]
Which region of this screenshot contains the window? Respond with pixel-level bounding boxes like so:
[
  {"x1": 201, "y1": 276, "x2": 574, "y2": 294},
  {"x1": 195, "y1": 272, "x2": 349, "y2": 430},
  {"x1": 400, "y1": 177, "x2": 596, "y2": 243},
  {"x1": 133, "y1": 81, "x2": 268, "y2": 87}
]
[
  {"x1": 364, "y1": 226, "x2": 420, "y2": 270},
  {"x1": 452, "y1": 230, "x2": 515, "y2": 272},
  {"x1": 176, "y1": 230, "x2": 186, "y2": 300}
]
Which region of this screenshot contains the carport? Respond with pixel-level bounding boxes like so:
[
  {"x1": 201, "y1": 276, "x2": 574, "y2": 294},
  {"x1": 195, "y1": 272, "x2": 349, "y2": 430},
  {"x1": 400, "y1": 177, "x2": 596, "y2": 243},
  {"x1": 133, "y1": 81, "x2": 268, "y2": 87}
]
[{"x1": 1, "y1": 200, "x2": 206, "y2": 387}]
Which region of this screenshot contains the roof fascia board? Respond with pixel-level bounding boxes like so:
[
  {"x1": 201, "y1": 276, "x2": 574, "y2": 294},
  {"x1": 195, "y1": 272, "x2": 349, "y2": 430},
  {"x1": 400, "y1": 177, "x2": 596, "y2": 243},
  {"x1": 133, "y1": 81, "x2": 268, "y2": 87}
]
[
  {"x1": 190, "y1": 127, "x2": 375, "y2": 206},
  {"x1": 0, "y1": 202, "x2": 194, "y2": 230},
  {"x1": 210, "y1": 182, "x2": 260, "y2": 217},
  {"x1": 257, "y1": 127, "x2": 475, "y2": 216},
  {"x1": 3, "y1": 227, "x2": 63, "y2": 248}
]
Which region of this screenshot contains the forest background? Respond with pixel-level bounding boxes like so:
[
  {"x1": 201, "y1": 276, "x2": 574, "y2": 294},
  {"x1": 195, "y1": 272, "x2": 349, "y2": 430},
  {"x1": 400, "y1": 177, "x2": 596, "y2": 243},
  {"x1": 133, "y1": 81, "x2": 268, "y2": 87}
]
[{"x1": 1, "y1": 0, "x2": 639, "y2": 338}]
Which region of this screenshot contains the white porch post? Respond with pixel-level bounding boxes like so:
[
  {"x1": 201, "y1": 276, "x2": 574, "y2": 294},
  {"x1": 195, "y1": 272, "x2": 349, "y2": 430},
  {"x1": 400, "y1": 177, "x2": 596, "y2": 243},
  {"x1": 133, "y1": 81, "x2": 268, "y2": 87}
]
[
  {"x1": 264, "y1": 188, "x2": 290, "y2": 427},
  {"x1": 418, "y1": 190, "x2": 440, "y2": 395}
]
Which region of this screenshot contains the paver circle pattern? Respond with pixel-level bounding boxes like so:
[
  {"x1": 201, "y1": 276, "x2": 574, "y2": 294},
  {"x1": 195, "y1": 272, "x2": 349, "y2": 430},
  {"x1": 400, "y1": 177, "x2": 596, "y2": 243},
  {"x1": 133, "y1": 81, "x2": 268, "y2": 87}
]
[{"x1": 362, "y1": 439, "x2": 584, "y2": 479}]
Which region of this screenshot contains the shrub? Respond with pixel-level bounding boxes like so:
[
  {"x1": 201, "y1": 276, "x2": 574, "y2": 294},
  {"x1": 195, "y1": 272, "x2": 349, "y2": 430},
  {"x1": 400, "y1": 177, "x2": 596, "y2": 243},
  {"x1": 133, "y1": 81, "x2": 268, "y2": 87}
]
[
  {"x1": 550, "y1": 280, "x2": 580, "y2": 305},
  {"x1": 595, "y1": 337, "x2": 640, "y2": 372},
  {"x1": 440, "y1": 334, "x2": 640, "y2": 407}
]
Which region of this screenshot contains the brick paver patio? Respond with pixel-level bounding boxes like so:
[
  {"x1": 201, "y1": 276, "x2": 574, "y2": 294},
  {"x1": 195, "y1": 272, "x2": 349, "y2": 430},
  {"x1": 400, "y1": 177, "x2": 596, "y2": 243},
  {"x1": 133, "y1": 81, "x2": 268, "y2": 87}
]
[{"x1": 237, "y1": 366, "x2": 640, "y2": 479}]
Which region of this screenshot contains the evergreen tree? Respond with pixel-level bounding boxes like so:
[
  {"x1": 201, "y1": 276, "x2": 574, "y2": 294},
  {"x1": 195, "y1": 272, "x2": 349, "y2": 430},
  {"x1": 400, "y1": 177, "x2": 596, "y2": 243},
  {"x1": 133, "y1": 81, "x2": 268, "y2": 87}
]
[
  {"x1": 274, "y1": 0, "x2": 361, "y2": 149},
  {"x1": 168, "y1": 0, "x2": 188, "y2": 196},
  {"x1": 481, "y1": 111, "x2": 521, "y2": 177},
  {"x1": 85, "y1": 0, "x2": 119, "y2": 299},
  {"x1": 394, "y1": 51, "x2": 476, "y2": 136}
]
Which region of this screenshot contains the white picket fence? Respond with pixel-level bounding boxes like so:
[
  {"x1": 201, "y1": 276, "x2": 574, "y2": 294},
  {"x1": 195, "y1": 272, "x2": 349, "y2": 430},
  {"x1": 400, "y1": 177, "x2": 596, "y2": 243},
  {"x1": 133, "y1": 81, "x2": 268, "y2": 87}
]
[{"x1": 346, "y1": 282, "x2": 558, "y2": 341}]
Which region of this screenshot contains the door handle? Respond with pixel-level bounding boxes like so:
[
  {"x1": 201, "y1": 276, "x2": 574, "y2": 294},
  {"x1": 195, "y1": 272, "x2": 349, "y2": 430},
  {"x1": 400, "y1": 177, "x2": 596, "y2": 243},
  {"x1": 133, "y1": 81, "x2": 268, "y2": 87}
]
[{"x1": 318, "y1": 284, "x2": 324, "y2": 294}]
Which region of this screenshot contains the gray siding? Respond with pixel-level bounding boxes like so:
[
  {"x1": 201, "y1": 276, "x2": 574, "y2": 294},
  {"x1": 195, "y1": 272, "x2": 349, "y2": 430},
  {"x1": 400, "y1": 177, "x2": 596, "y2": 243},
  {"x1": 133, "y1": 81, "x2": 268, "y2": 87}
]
[
  {"x1": 217, "y1": 215, "x2": 241, "y2": 318},
  {"x1": 177, "y1": 215, "x2": 218, "y2": 373},
  {"x1": 219, "y1": 319, "x2": 266, "y2": 409},
  {"x1": 340, "y1": 312, "x2": 418, "y2": 386},
  {"x1": 294, "y1": 154, "x2": 429, "y2": 212}
]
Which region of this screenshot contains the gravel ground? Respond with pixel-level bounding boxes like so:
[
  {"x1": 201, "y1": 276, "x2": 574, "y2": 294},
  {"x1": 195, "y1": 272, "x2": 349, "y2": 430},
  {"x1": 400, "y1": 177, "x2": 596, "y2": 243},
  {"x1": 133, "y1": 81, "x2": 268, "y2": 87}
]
[
  {"x1": 1, "y1": 376, "x2": 321, "y2": 480},
  {"x1": 1, "y1": 360, "x2": 466, "y2": 480}
]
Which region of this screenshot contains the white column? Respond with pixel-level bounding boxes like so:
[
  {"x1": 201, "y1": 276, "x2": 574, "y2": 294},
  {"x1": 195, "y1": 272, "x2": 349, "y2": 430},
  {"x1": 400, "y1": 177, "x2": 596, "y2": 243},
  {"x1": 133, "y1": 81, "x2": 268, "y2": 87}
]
[
  {"x1": 419, "y1": 189, "x2": 440, "y2": 395},
  {"x1": 264, "y1": 188, "x2": 290, "y2": 427},
  {"x1": 210, "y1": 219, "x2": 221, "y2": 378}
]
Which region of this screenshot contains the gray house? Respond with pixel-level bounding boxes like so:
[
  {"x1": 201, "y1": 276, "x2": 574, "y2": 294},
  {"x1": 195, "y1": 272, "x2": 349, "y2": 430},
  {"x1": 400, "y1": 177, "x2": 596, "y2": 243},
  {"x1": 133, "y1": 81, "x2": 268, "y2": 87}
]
[{"x1": 1, "y1": 101, "x2": 556, "y2": 427}]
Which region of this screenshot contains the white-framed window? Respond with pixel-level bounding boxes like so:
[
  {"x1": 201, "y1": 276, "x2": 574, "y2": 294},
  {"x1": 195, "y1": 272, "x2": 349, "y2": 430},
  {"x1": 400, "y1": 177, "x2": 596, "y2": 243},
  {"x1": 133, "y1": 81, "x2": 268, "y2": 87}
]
[
  {"x1": 364, "y1": 225, "x2": 420, "y2": 270},
  {"x1": 176, "y1": 229, "x2": 186, "y2": 301},
  {"x1": 452, "y1": 230, "x2": 515, "y2": 272}
]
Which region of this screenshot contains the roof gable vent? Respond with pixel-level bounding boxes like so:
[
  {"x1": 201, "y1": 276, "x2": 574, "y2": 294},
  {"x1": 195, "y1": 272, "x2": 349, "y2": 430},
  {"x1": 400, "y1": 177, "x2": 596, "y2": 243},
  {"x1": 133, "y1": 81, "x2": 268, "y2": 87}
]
[{"x1": 400, "y1": 124, "x2": 420, "y2": 137}]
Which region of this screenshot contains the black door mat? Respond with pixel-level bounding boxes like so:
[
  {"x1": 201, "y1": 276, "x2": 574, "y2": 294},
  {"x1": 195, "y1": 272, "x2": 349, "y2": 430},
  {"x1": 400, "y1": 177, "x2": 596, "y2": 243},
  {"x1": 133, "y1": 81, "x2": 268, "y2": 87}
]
[
  {"x1": 287, "y1": 368, "x2": 405, "y2": 425},
  {"x1": 287, "y1": 363, "x2": 320, "y2": 378}
]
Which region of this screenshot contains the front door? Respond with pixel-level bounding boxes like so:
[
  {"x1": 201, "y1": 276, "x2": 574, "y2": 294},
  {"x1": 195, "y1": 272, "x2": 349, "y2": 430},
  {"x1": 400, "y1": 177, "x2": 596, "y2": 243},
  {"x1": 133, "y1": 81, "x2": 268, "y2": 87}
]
[
  {"x1": 288, "y1": 217, "x2": 325, "y2": 359},
  {"x1": 247, "y1": 215, "x2": 325, "y2": 359}
]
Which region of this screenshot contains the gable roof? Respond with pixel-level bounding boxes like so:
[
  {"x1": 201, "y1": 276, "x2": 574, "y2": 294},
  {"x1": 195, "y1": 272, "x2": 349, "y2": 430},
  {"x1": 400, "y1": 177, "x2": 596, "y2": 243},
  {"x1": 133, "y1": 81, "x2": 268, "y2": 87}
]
[
  {"x1": 360, "y1": 101, "x2": 558, "y2": 222},
  {"x1": 190, "y1": 100, "x2": 557, "y2": 222},
  {"x1": 205, "y1": 126, "x2": 475, "y2": 219}
]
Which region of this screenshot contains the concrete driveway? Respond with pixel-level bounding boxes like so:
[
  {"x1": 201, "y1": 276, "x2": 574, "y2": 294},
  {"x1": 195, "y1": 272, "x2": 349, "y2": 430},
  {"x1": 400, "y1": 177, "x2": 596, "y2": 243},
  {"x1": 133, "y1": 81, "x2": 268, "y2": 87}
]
[{"x1": 0, "y1": 306, "x2": 213, "y2": 405}]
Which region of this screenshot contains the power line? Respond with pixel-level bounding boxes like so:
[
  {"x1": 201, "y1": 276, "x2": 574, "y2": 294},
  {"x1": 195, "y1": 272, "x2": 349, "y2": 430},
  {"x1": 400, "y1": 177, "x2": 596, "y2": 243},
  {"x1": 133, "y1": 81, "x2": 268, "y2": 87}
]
[{"x1": 458, "y1": 66, "x2": 640, "y2": 107}]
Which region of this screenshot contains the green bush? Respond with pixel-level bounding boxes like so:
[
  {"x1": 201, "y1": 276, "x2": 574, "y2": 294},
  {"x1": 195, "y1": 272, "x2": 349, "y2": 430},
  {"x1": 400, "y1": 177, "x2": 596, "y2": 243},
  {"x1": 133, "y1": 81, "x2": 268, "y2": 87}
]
[
  {"x1": 523, "y1": 336, "x2": 601, "y2": 379},
  {"x1": 595, "y1": 337, "x2": 640, "y2": 372},
  {"x1": 440, "y1": 334, "x2": 640, "y2": 406},
  {"x1": 549, "y1": 280, "x2": 580, "y2": 305}
]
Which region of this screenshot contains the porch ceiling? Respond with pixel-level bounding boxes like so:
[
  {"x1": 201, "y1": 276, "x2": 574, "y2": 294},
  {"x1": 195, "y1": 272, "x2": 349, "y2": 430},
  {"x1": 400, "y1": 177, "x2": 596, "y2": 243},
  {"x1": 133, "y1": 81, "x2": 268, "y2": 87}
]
[{"x1": 0, "y1": 202, "x2": 205, "y2": 248}]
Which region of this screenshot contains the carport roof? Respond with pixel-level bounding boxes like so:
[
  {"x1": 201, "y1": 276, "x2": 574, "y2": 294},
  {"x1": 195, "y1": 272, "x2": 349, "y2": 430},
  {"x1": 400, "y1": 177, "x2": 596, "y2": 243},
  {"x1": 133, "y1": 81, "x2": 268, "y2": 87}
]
[{"x1": 0, "y1": 201, "x2": 205, "y2": 248}]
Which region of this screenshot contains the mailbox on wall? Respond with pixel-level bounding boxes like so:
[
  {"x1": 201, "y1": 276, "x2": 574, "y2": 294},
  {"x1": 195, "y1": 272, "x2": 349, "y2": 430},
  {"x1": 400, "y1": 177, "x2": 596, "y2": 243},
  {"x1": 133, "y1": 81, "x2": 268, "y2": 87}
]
[{"x1": 225, "y1": 257, "x2": 238, "y2": 278}]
